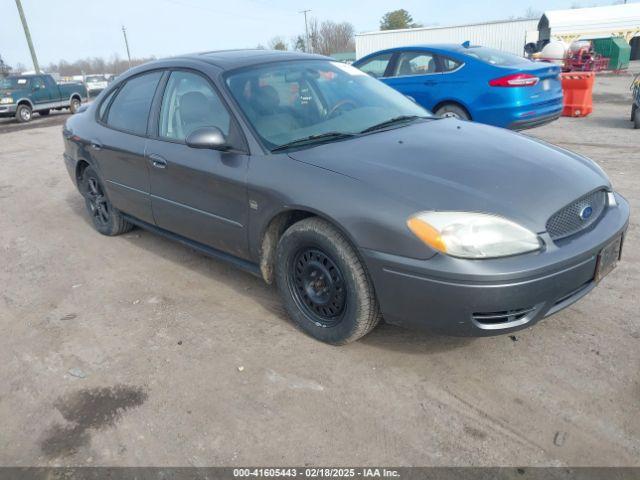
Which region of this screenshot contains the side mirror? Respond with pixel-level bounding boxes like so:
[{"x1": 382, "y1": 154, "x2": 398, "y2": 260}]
[{"x1": 185, "y1": 127, "x2": 228, "y2": 151}]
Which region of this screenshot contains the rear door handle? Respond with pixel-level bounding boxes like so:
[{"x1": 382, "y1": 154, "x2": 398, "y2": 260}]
[{"x1": 148, "y1": 154, "x2": 167, "y2": 169}]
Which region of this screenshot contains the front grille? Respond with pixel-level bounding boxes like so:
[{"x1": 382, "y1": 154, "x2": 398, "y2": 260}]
[
  {"x1": 546, "y1": 189, "x2": 607, "y2": 240},
  {"x1": 472, "y1": 307, "x2": 536, "y2": 325}
]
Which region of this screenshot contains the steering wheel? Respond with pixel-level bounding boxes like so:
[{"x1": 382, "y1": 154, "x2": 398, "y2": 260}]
[{"x1": 327, "y1": 99, "x2": 357, "y2": 118}]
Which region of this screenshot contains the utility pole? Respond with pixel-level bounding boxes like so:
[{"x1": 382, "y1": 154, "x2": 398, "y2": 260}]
[
  {"x1": 299, "y1": 9, "x2": 311, "y2": 53},
  {"x1": 122, "y1": 25, "x2": 132, "y2": 68},
  {"x1": 14, "y1": 0, "x2": 40, "y2": 73}
]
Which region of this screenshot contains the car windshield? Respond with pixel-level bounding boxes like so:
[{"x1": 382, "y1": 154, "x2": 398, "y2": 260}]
[
  {"x1": 464, "y1": 47, "x2": 531, "y2": 66},
  {"x1": 0, "y1": 77, "x2": 30, "y2": 89},
  {"x1": 225, "y1": 60, "x2": 429, "y2": 150}
]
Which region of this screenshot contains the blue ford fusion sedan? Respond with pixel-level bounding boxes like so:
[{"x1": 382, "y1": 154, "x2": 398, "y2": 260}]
[
  {"x1": 353, "y1": 44, "x2": 564, "y2": 130},
  {"x1": 63, "y1": 50, "x2": 627, "y2": 344}
]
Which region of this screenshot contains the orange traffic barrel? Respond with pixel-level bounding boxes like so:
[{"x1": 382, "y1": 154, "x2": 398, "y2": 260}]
[{"x1": 560, "y1": 72, "x2": 595, "y2": 117}]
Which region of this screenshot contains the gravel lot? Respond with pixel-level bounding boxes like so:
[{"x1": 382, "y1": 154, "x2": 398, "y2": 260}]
[{"x1": 0, "y1": 67, "x2": 638, "y2": 467}]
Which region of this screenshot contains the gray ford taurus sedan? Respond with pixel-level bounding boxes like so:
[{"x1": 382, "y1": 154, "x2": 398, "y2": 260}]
[{"x1": 62, "y1": 50, "x2": 629, "y2": 344}]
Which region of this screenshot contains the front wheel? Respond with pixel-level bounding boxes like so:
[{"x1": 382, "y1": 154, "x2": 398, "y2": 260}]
[
  {"x1": 15, "y1": 104, "x2": 32, "y2": 123},
  {"x1": 80, "y1": 166, "x2": 134, "y2": 236},
  {"x1": 275, "y1": 217, "x2": 380, "y2": 344},
  {"x1": 69, "y1": 97, "x2": 81, "y2": 114},
  {"x1": 435, "y1": 103, "x2": 470, "y2": 121}
]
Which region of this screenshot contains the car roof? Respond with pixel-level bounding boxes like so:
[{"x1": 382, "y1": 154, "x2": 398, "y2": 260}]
[
  {"x1": 169, "y1": 49, "x2": 329, "y2": 70},
  {"x1": 359, "y1": 44, "x2": 485, "y2": 58}
]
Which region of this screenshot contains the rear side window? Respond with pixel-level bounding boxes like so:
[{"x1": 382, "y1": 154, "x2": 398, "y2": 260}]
[
  {"x1": 106, "y1": 71, "x2": 162, "y2": 135},
  {"x1": 356, "y1": 53, "x2": 392, "y2": 78},
  {"x1": 393, "y1": 52, "x2": 437, "y2": 76},
  {"x1": 441, "y1": 56, "x2": 463, "y2": 72}
]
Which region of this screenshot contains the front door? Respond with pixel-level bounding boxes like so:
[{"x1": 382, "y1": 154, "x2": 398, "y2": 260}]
[
  {"x1": 31, "y1": 76, "x2": 51, "y2": 105},
  {"x1": 146, "y1": 69, "x2": 250, "y2": 259}
]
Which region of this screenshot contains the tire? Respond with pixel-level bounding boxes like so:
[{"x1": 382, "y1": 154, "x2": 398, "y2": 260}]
[
  {"x1": 435, "y1": 103, "x2": 471, "y2": 121},
  {"x1": 39, "y1": 109, "x2": 50, "y2": 116},
  {"x1": 275, "y1": 217, "x2": 380, "y2": 344},
  {"x1": 631, "y1": 103, "x2": 637, "y2": 122},
  {"x1": 634, "y1": 107, "x2": 640, "y2": 130},
  {"x1": 80, "y1": 166, "x2": 134, "y2": 236},
  {"x1": 15, "y1": 104, "x2": 32, "y2": 123},
  {"x1": 69, "y1": 97, "x2": 81, "y2": 114}
]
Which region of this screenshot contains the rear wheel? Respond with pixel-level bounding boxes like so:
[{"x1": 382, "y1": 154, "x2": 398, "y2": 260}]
[
  {"x1": 80, "y1": 166, "x2": 133, "y2": 236},
  {"x1": 39, "y1": 109, "x2": 50, "y2": 116},
  {"x1": 275, "y1": 217, "x2": 380, "y2": 344},
  {"x1": 634, "y1": 106, "x2": 640, "y2": 130},
  {"x1": 15, "y1": 104, "x2": 32, "y2": 123},
  {"x1": 70, "y1": 97, "x2": 81, "y2": 114},
  {"x1": 435, "y1": 103, "x2": 470, "y2": 121},
  {"x1": 631, "y1": 103, "x2": 637, "y2": 122}
]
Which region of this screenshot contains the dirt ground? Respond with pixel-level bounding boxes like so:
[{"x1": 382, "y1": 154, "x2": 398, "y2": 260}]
[{"x1": 0, "y1": 66, "x2": 638, "y2": 467}]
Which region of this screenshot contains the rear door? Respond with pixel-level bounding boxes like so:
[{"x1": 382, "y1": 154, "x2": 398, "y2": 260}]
[
  {"x1": 383, "y1": 50, "x2": 442, "y2": 110},
  {"x1": 146, "y1": 69, "x2": 250, "y2": 259},
  {"x1": 91, "y1": 70, "x2": 163, "y2": 224},
  {"x1": 42, "y1": 75, "x2": 62, "y2": 101}
]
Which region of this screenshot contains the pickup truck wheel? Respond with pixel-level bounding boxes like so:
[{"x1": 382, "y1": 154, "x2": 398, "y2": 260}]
[
  {"x1": 80, "y1": 166, "x2": 134, "y2": 236},
  {"x1": 15, "y1": 104, "x2": 32, "y2": 123},
  {"x1": 70, "y1": 97, "x2": 81, "y2": 114},
  {"x1": 275, "y1": 217, "x2": 380, "y2": 344},
  {"x1": 39, "y1": 109, "x2": 50, "y2": 116}
]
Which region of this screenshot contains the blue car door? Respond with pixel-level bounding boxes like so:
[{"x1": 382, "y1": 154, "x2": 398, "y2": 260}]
[{"x1": 383, "y1": 50, "x2": 442, "y2": 111}]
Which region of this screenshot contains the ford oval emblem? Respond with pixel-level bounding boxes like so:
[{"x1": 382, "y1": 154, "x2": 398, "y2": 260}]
[{"x1": 580, "y1": 206, "x2": 593, "y2": 220}]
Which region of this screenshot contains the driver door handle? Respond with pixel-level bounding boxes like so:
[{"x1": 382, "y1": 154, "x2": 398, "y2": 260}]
[{"x1": 148, "y1": 154, "x2": 167, "y2": 169}]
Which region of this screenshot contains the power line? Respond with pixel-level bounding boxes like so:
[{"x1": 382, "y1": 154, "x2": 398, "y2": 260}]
[{"x1": 300, "y1": 9, "x2": 311, "y2": 53}]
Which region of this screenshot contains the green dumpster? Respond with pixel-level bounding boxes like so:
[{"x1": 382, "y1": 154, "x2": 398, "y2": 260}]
[{"x1": 586, "y1": 37, "x2": 631, "y2": 71}]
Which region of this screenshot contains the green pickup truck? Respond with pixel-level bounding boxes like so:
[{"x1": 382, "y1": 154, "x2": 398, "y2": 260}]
[{"x1": 0, "y1": 73, "x2": 86, "y2": 123}]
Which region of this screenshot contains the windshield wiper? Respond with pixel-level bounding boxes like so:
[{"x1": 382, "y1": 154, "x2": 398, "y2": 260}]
[
  {"x1": 271, "y1": 132, "x2": 356, "y2": 152},
  {"x1": 359, "y1": 115, "x2": 426, "y2": 134}
]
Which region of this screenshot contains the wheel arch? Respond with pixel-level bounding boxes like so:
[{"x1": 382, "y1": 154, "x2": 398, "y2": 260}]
[
  {"x1": 432, "y1": 100, "x2": 472, "y2": 119},
  {"x1": 16, "y1": 98, "x2": 34, "y2": 109},
  {"x1": 258, "y1": 207, "x2": 362, "y2": 285}
]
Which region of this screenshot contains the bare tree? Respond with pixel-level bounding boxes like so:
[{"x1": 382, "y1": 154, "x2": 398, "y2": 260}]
[
  {"x1": 307, "y1": 18, "x2": 355, "y2": 56},
  {"x1": 268, "y1": 36, "x2": 288, "y2": 51},
  {"x1": 41, "y1": 54, "x2": 156, "y2": 76}
]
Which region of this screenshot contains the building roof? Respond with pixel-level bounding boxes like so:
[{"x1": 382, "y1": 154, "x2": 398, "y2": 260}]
[
  {"x1": 356, "y1": 18, "x2": 537, "y2": 37},
  {"x1": 539, "y1": 3, "x2": 640, "y2": 35}
]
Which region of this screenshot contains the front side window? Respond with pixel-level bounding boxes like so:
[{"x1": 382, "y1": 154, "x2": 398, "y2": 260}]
[
  {"x1": 356, "y1": 53, "x2": 392, "y2": 78},
  {"x1": 32, "y1": 77, "x2": 45, "y2": 90},
  {"x1": 394, "y1": 52, "x2": 437, "y2": 76},
  {"x1": 226, "y1": 60, "x2": 428, "y2": 150},
  {"x1": 106, "y1": 71, "x2": 162, "y2": 135},
  {"x1": 159, "y1": 71, "x2": 230, "y2": 141}
]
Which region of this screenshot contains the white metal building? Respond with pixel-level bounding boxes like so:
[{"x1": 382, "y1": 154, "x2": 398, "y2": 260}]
[
  {"x1": 355, "y1": 19, "x2": 538, "y2": 59},
  {"x1": 539, "y1": 3, "x2": 640, "y2": 43}
]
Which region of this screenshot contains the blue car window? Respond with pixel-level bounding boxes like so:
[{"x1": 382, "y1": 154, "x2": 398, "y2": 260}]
[
  {"x1": 393, "y1": 52, "x2": 437, "y2": 76},
  {"x1": 464, "y1": 47, "x2": 530, "y2": 66},
  {"x1": 357, "y1": 53, "x2": 392, "y2": 78},
  {"x1": 441, "y1": 57, "x2": 463, "y2": 72}
]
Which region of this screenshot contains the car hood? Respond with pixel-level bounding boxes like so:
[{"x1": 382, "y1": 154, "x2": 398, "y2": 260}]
[{"x1": 287, "y1": 119, "x2": 610, "y2": 233}]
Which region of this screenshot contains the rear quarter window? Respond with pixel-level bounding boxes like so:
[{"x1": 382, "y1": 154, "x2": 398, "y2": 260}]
[{"x1": 464, "y1": 47, "x2": 531, "y2": 66}]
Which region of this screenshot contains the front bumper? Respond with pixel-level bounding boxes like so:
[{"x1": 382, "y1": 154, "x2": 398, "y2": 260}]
[
  {"x1": 0, "y1": 104, "x2": 17, "y2": 117},
  {"x1": 363, "y1": 193, "x2": 629, "y2": 336}
]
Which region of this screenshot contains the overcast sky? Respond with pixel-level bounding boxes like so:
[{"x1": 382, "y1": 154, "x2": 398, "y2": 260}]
[{"x1": 1, "y1": 0, "x2": 637, "y2": 67}]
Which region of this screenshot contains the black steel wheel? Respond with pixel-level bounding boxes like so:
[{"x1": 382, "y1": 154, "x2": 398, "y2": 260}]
[
  {"x1": 289, "y1": 248, "x2": 347, "y2": 327},
  {"x1": 80, "y1": 166, "x2": 134, "y2": 236},
  {"x1": 275, "y1": 217, "x2": 381, "y2": 344}
]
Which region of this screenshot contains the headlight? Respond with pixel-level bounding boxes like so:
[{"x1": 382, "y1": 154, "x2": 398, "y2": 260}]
[
  {"x1": 0, "y1": 97, "x2": 14, "y2": 104},
  {"x1": 407, "y1": 211, "x2": 542, "y2": 259}
]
